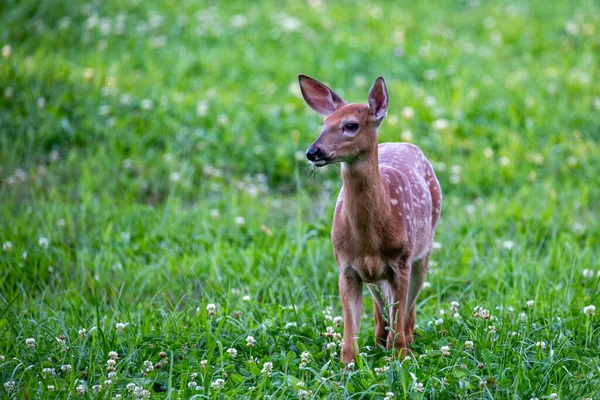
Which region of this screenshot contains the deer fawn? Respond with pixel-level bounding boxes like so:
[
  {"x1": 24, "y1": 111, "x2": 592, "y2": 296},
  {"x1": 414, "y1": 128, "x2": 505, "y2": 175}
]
[{"x1": 298, "y1": 74, "x2": 442, "y2": 362}]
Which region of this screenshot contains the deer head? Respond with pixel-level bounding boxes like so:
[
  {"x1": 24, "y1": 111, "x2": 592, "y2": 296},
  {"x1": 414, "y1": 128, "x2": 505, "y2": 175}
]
[{"x1": 298, "y1": 74, "x2": 388, "y2": 167}]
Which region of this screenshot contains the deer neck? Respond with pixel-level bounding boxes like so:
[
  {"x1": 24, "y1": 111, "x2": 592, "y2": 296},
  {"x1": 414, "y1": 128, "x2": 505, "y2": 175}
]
[{"x1": 340, "y1": 143, "x2": 389, "y2": 250}]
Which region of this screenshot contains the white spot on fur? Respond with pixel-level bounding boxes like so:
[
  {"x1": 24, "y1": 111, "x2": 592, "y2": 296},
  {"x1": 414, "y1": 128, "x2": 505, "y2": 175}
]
[{"x1": 391, "y1": 198, "x2": 398, "y2": 206}]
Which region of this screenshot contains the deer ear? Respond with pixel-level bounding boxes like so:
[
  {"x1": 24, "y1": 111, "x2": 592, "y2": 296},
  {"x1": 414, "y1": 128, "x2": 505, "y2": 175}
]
[
  {"x1": 298, "y1": 74, "x2": 346, "y2": 116},
  {"x1": 368, "y1": 76, "x2": 388, "y2": 122}
]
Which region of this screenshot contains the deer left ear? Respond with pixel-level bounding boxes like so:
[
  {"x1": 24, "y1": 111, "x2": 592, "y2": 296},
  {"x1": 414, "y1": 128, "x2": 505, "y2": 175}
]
[{"x1": 368, "y1": 76, "x2": 388, "y2": 122}]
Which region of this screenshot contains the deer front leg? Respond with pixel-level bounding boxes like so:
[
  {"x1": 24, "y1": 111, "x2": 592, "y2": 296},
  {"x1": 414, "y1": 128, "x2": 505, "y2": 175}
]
[
  {"x1": 339, "y1": 266, "x2": 363, "y2": 363},
  {"x1": 387, "y1": 264, "x2": 411, "y2": 356}
]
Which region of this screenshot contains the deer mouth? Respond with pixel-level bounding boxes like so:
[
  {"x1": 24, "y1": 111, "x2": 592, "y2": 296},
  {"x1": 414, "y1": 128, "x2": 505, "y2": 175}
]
[{"x1": 312, "y1": 154, "x2": 336, "y2": 167}]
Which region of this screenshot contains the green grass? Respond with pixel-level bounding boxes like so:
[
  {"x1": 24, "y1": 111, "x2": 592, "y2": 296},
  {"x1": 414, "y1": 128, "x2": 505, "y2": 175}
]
[{"x1": 1, "y1": 0, "x2": 599, "y2": 398}]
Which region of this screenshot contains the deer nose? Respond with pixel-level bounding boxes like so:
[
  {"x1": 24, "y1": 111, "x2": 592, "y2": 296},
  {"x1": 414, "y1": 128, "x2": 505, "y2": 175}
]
[{"x1": 306, "y1": 146, "x2": 322, "y2": 161}]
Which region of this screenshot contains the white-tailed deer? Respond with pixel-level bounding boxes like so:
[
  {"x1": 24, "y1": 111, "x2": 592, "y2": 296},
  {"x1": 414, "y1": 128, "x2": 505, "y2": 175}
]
[{"x1": 298, "y1": 74, "x2": 442, "y2": 362}]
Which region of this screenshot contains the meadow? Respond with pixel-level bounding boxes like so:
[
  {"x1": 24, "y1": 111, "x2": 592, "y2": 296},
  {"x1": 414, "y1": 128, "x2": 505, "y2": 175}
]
[{"x1": 1, "y1": 0, "x2": 599, "y2": 398}]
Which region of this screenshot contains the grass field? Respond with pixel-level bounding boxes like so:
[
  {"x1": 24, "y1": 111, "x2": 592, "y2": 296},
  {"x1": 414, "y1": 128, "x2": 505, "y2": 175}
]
[{"x1": 1, "y1": 0, "x2": 599, "y2": 398}]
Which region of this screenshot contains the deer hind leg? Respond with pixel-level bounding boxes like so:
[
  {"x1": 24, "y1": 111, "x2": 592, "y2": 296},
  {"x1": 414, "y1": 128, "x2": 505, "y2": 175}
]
[
  {"x1": 339, "y1": 267, "x2": 363, "y2": 363},
  {"x1": 405, "y1": 254, "x2": 429, "y2": 344},
  {"x1": 368, "y1": 284, "x2": 388, "y2": 347}
]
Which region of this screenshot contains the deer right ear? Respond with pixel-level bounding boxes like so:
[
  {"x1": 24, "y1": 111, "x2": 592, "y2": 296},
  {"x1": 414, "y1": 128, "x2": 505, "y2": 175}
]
[{"x1": 298, "y1": 74, "x2": 346, "y2": 116}]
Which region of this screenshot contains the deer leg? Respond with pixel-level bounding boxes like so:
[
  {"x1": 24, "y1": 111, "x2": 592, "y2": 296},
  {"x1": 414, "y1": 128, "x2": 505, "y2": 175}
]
[
  {"x1": 386, "y1": 263, "x2": 411, "y2": 356},
  {"x1": 339, "y1": 267, "x2": 363, "y2": 363},
  {"x1": 368, "y1": 284, "x2": 387, "y2": 347},
  {"x1": 405, "y1": 254, "x2": 429, "y2": 343}
]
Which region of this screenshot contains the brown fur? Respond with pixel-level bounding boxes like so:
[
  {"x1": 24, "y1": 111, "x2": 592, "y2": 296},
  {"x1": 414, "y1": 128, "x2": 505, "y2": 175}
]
[{"x1": 299, "y1": 75, "x2": 442, "y2": 362}]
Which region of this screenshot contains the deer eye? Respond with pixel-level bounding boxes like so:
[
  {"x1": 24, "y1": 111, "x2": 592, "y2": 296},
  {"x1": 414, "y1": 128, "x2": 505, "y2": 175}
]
[{"x1": 344, "y1": 122, "x2": 359, "y2": 131}]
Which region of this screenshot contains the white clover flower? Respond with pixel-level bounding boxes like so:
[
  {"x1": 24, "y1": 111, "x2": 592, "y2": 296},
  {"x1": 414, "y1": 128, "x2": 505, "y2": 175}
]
[
  {"x1": 140, "y1": 99, "x2": 153, "y2": 110},
  {"x1": 76, "y1": 384, "x2": 86, "y2": 396},
  {"x1": 526, "y1": 300, "x2": 534, "y2": 308},
  {"x1": 488, "y1": 325, "x2": 496, "y2": 335},
  {"x1": 385, "y1": 391, "x2": 396, "y2": 399},
  {"x1": 465, "y1": 340, "x2": 474, "y2": 350},
  {"x1": 108, "y1": 372, "x2": 117, "y2": 379},
  {"x1": 38, "y1": 237, "x2": 49, "y2": 248},
  {"x1": 206, "y1": 303, "x2": 216, "y2": 315},
  {"x1": 210, "y1": 378, "x2": 225, "y2": 389},
  {"x1": 242, "y1": 295, "x2": 251, "y2": 301},
  {"x1": 235, "y1": 216, "x2": 246, "y2": 227},
  {"x1": 225, "y1": 348, "x2": 237, "y2": 358},
  {"x1": 415, "y1": 382, "x2": 424, "y2": 392},
  {"x1": 401, "y1": 129, "x2": 413, "y2": 141},
  {"x1": 169, "y1": 172, "x2": 181, "y2": 183},
  {"x1": 188, "y1": 381, "x2": 197, "y2": 388},
  {"x1": 354, "y1": 76, "x2": 367, "y2": 88},
  {"x1": 401, "y1": 106, "x2": 415, "y2": 120},
  {"x1": 246, "y1": 335, "x2": 256, "y2": 347},
  {"x1": 26, "y1": 338, "x2": 36, "y2": 348},
  {"x1": 473, "y1": 306, "x2": 490, "y2": 319},
  {"x1": 2, "y1": 241, "x2": 12, "y2": 252},
  {"x1": 346, "y1": 361, "x2": 355, "y2": 369},
  {"x1": 200, "y1": 359, "x2": 208, "y2": 369},
  {"x1": 483, "y1": 147, "x2": 494, "y2": 159},
  {"x1": 502, "y1": 240, "x2": 514, "y2": 250},
  {"x1": 61, "y1": 364, "x2": 72, "y2": 373},
  {"x1": 113, "y1": 394, "x2": 122, "y2": 400},
  {"x1": 261, "y1": 361, "x2": 273, "y2": 376},
  {"x1": 4, "y1": 380, "x2": 16, "y2": 392},
  {"x1": 519, "y1": 312, "x2": 527, "y2": 322},
  {"x1": 115, "y1": 322, "x2": 126, "y2": 333},
  {"x1": 54, "y1": 334, "x2": 66, "y2": 350},
  {"x1": 0, "y1": 355, "x2": 4, "y2": 361},
  {"x1": 108, "y1": 351, "x2": 118, "y2": 359},
  {"x1": 142, "y1": 360, "x2": 154, "y2": 373},
  {"x1": 583, "y1": 305, "x2": 595, "y2": 317},
  {"x1": 435, "y1": 318, "x2": 444, "y2": 325},
  {"x1": 209, "y1": 209, "x2": 220, "y2": 219},
  {"x1": 300, "y1": 351, "x2": 310, "y2": 364},
  {"x1": 422, "y1": 282, "x2": 432, "y2": 289},
  {"x1": 47, "y1": 385, "x2": 55, "y2": 391},
  {"x1": 42, "y1": 367, "x2": 55, "y2": 378},
  {"x1": 582, "y1": 269, "x2": 594, "y2": 278},
  {"x1": 92, "y1": 384, "x2": 102, "y2": 392},
  {"x1": 440, "y1": 345, "x2": 450, "y2": 357},
  {"x1": 535, "y1": 341, "x2": 546, "y2": 349},
  {"x1": 1, "y1": 45, "x2": 11, "y2": 58},
  {"x1": 499, "y1": 156, "x2": 511, "y2": 167},
  {"x1": 78, "y1": 328, "x2": 87, "y2": 338},
  {"x1": 324, "y1": 326, "x2": 335, "y2": 337},
  {"x1": 432, "y1": 118, "x2": 449, "y2": 131},
  {"x1": 326, "y1": 342, "x2": 336, "y2": 350},
  {"x1": 450, "y1": 301, "x2": 460, "y2": 311},
  {"x1": 564, "y1": 21, "x2": 579, "y2": 35},
  {"x1": 99, "y1": 104, "x2": 110, "y2": 116},
  {"x1": 333, "y1": 316, "x2": 343, "y2": 327},
  {"x1": 549, "y1": 393, "x2": 558, "y2": 399},
  {"x1": 374, "y1": 366, "x2": 389, "y2": 374}
]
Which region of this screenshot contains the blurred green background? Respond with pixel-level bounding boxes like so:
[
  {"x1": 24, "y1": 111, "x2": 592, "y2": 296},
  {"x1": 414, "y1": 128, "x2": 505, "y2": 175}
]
[{"x1": 0, "y1": 0, "x2": 599, "y2": 398}]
